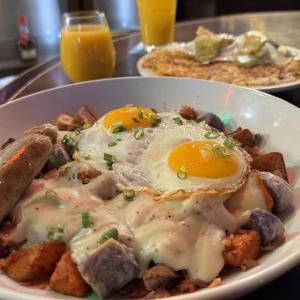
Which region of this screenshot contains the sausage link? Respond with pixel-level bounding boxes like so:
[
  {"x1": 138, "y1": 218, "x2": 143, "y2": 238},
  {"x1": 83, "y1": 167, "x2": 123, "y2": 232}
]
[
  {"x1": 0, "y1": 134, "x2": 52, "y2": 222},
  {"x1": 25, "y1": 123, "x2": 57, "y2": 144}
]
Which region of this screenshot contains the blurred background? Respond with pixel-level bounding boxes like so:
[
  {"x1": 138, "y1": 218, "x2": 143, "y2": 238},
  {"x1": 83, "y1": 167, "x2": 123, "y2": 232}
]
[{"x1": 1, "y1": 0, "x2": 300, "y2": 87}]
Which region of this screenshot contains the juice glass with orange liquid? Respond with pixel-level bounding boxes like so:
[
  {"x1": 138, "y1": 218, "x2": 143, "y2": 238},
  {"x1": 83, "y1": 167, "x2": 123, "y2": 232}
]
[
  {"x1": 136, "y1": 0, "x2": 177, "y2": 51},
  {"x1": 60, "y1": 11, "x2": 115, "y2": 82}
]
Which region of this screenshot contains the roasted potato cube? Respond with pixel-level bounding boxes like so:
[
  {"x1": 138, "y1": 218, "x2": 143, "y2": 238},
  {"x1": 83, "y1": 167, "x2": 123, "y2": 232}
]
[
  {"x1": 56, "y1": 113, "x2": 78, "y2": 131},
  {"x1": 3, "y1": 242, "x2": 66, "y2": 282},
  {"x1": 228, "y1": 128, "x2": 256, "y2": 147},
  {"x1": 251, "y1": 152, "x2": 288, "y2": 182},
  {"x1": 223, "y1": 230, "x2": 261, "y2": 267},
  {"x1": 73, "y1": 105, "x2": 97, "y2": 126},
  {"x1": 50, "y1": 251, "x2": 90, "y2": 297}
]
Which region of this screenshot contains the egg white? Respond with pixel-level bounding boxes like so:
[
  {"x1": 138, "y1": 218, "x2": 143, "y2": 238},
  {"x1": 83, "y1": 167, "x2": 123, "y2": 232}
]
[{"x1": 78, "y1": 111, "x2": 251, "y2": 196}]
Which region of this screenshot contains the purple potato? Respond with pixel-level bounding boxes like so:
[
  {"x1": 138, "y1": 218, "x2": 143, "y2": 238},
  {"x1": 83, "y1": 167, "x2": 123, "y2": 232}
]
[
  {"x1": 249, "y1": 208, "x2": 285, "y2": 245},
  {"x1": 258, "y1": 172, "x2": 293, "y2": 214},
  {"x1": 198, "y1": 113, "x2": 224, "y2": 132}
]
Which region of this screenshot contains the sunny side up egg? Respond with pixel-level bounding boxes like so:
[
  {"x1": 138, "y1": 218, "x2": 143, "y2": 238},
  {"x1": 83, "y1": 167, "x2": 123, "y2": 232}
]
[{"x1": 78, "y1": 106, "x2": 252, "y2": 197}]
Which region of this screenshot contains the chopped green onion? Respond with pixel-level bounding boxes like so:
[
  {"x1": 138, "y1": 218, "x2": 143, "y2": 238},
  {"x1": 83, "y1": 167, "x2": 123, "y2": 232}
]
[
  {"x1": 104, "y1": 153, "x2": 116, "y2": 163},
  {"x1": 122, "y1": 189, "x2": 135, "y2": 201},
  {"x1": 108, "y1": 141, "x2": 117, "y2": 147},
  {"x1": 212, "y1": 144, "x2": 231, "y2": 158},
  {"x1": 173, "y1": 117, "x2": 183, "y2": 125},
  {"x1": 150, "y1": 114, "x2": 162, "y2": 126},
  {"x1": 98, "y1": 228, "x2": 119, "y2": 244},
  {"x1": 134, "y1": 128, "x2": 144, "y2": 140},
  {"x1": 62, "y1": 134, "x2": 78, "y2": 156},
  {"x1": 74, "y1": 127, "x2": 82, "y2": 135},
  {"x1": 106, "y1": 162, "x2": 113, "y2": 170},
  {"x1": 47, "y1": 224, "x2": 64, "y2": 241},
  {"x1": 177, "y1": 169, "x2": 187, "y2": 180},
  {"x1": 104, "y1": 153, "x2": 116, "y2": 170},
  {"x1": 82, "y1": 123, "x2": 92, "y2": 129},
  {"x1": 111, "y1": 123, "x2": 127, "y2": 134},
  {"x1": 223, "y1": 138, "x2": 236, "y2": 149},
  {"x1": 81, "y1": 154, "x2": 91, "y2": 160},
  {"x1": 138, "y1": 110, "x2": 144, "y2": 119},
  {"x1": 204, "y1": 131, "x2": 220, "y2": 139},
  {"x1": 132, "y1": 117, "x2": 140, "y2": 123},
  {"x1": 81, "y1": 212, "x2": 93, "y2": 228},
  {"x1": 45, "y1": 189, "x2": 58, "y2": 201}
]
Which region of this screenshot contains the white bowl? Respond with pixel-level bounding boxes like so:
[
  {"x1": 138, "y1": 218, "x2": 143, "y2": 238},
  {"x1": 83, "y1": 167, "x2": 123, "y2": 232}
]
[{"x1": 0, "y1": 77, "x2": 299, "y2": 300}]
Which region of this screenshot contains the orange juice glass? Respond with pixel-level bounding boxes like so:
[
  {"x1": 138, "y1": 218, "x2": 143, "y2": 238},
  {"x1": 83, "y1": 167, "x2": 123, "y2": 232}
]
[
  {"x1": 136, "y1": 0, "x2": 177, "y2": 49},
  {"x1": 60, "y1": 11, "x2": 115, "y2": 82}
]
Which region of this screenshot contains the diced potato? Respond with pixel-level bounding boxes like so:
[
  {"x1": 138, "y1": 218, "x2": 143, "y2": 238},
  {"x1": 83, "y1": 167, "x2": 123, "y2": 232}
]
[
  {"x1": 73, "y1": 106, "x2": 97, "y2": 126},
  {"x1": 3, "y1": 242, "x2": 65, "y2": 282},
  {"x1": 228, "y1": 128, "x2": 256, "y2": 147},
  {"x1": 223, "y1": 230, "x2": 260, "y2": 267},
  {"x1": 252, "y1": 152, "x2": 288, "y2": 182},
  {"x1": 50, "y1": 251, "x2": 90, "y2": 297},
  {"x1": 56, "y1": 113, "x2": 78, "y2": 131}
]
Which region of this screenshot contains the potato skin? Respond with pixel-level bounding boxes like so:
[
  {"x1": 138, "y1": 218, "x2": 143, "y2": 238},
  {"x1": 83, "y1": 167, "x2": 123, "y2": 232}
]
[
  {"x1": 3, "y1": 242, "x2": 65, "y2": 282},
  {"x1": 223, "y1": 230, "x2": 261, "y2": 267},
  {"x1": 50, "y1": 251, "x2": 90, "y2": 297}
]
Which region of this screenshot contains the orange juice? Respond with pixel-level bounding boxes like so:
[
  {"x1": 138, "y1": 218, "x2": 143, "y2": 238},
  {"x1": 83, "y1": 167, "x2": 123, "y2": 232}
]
[
  {"x1": 136, "y1": 0, "x2": 177, "y2": 46},
  {"x1": 60, "y1": 24, "x2": 115, "y2": 82}
]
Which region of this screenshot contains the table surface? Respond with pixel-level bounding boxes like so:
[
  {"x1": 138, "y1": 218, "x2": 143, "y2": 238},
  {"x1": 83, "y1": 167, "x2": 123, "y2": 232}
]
[{"x1": 1, "y1": 11, "x2": 300, "y2": 300}]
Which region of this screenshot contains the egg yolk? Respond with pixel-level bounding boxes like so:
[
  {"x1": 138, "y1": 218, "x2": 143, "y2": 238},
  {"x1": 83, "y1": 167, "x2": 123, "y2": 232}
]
[
  {"x1": 168, "y1": 140, "x2": 239, "y2": 178},
  {"x1": 103, "y1": 106, "x2": 155, "y2": 131}
]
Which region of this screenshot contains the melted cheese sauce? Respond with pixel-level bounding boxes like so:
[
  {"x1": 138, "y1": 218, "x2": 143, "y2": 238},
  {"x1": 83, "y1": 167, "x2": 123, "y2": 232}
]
[{"x1": 4, "y1": 167, "x2": 238, "y2": 282}]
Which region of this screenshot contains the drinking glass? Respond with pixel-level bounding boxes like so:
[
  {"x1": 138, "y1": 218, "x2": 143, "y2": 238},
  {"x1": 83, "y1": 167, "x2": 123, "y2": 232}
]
[
  {"x1": 60, "y1": 11, "x2": 115, "y2": 82},
  {"x1": 136, "y1": 0, "x2": 177, "y2": 52}
]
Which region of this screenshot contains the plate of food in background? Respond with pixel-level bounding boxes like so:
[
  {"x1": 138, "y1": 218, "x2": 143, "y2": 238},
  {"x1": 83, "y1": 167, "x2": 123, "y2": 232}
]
[
  {"x1": 0, "y1": 77, "x2": 299, "y2": 300},
  {"x1": 137, "y1": 27, "x2": 300, "y2": 92}
]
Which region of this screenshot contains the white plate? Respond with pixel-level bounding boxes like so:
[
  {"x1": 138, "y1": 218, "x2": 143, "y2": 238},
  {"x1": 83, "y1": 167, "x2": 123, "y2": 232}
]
[
  {"x1": 0, "y1": 77, "x2": 300, "y2": 300},
  {"x1": 137, "y1": 47, "x2": 300, "y2": 93}
]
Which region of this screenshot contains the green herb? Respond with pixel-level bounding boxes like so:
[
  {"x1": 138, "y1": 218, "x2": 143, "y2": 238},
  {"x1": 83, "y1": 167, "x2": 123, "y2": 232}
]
[
  {"x1": 122, "y1": 189, "x2": 135, "y2": 201},
  {"x1": 134, "y1": 128, "x2": 144, "y2": 140},
  {"x1": 82, "y1": 123, "x2": 92, "y2": 129},
  {"x1": 204, "y1": 131, "x2": 220, "y2": 139},
  {"x1": 177, "y1": 165, "x2": 187, "y2": 180},
  {"x1": 98, "y1": 228, "x2": 118, "y2": 244},
  {"x1": 47, "y1": 224, "x2": 64, "y2": 241},
  {"x1": 81, "y1": 212, "x2": 93, "y2": 228},
  {"x1": 177, "y1": 170, "x2": 187, "y2": 180},
  {"x1": 108, "y1": 141, "x2": 117, "y2": 147},
  {"x1": 111, "y1": 123, "x2": 127, "y2": 134},
  {"x1": 212, "y1": 144, "x2": 231, "y2": 158},
  {"x1": 104, "y1": 153, "x2": 116, "y2": 170},
  {"x1": 45, "y1": 189, "x2": 58, "y2": 201},
  {"x1": 138, "y1": 110, "x2": 144, "y2": 119},
  {"x1": 150, "y1": 114, "x2": 162, "y2": 126},
  {"x1": 104, "y1": 153, "x2": 116, "y2": 163},
  {"x1": 223, "y1": 138, "x2": 236, "y2": 149},
  {"x1": 173, "y1": 117, "x2": 183, "y2": 125},
  {"x1": 81, "y1": 154, "x2": 91, "y2": 160},
  {"x1": 62, "y1": 134, "x2": 78, "y2": 156},
  {"x1": 132, "y1": 117, "x2": 140, "y2": 123},
  {"x1": 74, "y1": 127, "x2": 82, "y2": 135}
]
